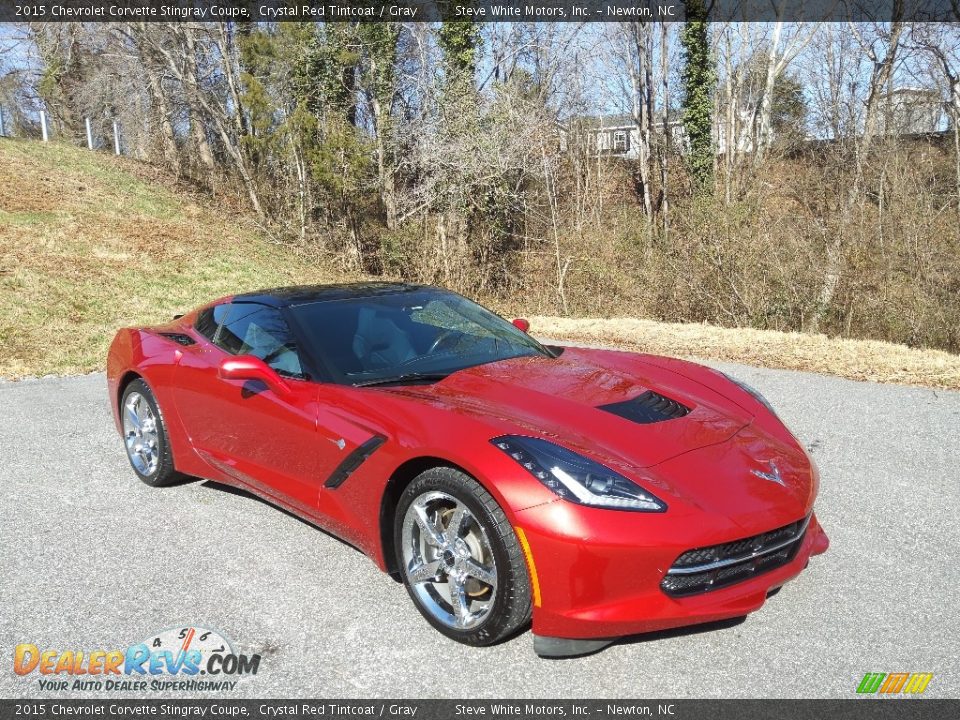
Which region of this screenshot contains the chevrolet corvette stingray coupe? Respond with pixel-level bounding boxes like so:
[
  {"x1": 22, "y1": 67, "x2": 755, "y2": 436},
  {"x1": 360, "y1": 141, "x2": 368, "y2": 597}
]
[{"x1": 107, "y1": 282, "x2": 828, "y2": 656}]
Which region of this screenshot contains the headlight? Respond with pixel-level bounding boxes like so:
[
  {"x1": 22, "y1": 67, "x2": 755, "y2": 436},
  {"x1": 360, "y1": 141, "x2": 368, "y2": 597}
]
[
  {"x1": 722, "y1": 372, "x2": 779, "y2": 418},
  {"x1": 491, "y1": 436, "x2": 666, "y2": 512}
]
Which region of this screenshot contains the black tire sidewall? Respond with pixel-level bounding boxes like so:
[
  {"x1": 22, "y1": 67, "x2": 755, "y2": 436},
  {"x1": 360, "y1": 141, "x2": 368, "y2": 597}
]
[
  {"x1": 120, "y1": 379, "x2": 178, "y2": 487},
  {"x1": 394, "y1": 467, "x2": 531, "y2": 646}
]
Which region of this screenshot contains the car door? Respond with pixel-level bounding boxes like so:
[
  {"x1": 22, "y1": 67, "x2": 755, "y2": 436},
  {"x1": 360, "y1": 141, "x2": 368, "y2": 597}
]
[{"x1": 172, "y1": 301, "x2": 329, "y2": 515}]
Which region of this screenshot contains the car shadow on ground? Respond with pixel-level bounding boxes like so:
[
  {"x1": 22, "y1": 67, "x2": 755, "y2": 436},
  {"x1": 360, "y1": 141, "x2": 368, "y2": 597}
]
[
  {"x1": 604, "y1": 588, "x2": 791, "y2": 654},
  {"x1": 533, "y1": 616, "x2": 751, "y2": 661},
  {"x1": 601, "y1": 591, "x2": 790, "y2": 656},
  {"x1": 612, "y1": 615, "x2": 748, "y2": 650},
  {"x1": 199, "y1": 478, "x2": 360, "y2": 555},
  {"x1": 531, "y1": 616, "x2": 750, "y2": 660}
]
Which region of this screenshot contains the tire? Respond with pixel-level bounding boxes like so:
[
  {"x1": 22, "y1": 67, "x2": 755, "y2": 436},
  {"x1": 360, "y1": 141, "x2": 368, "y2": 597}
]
[
  {"x1": 394, "y1": 466, "x2": 532, "y2": 646},
  {"x1": 120, "y1": 379, "x2": 187, "y2": 487}
]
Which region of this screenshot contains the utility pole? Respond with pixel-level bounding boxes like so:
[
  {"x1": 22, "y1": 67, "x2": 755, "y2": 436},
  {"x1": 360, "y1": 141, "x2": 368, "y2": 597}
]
[
  {"x1": 112, "y1": 121, "x2": 120, "y2": 155},
  {"x1": 85, "y1": 118, "x2": 94, "y2": 150},
  {"x1": 0, "y1": 106, "x2": 5, "y2": 137},
  {"x1": 40, "y1": 110, "x2": 49, "y2": 142}
]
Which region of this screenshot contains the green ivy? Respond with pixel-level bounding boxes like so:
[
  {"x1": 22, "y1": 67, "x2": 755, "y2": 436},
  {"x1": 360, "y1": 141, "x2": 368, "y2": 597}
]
[{"x1": 680, "y1": 3, "x2": 716, "y2": 194}]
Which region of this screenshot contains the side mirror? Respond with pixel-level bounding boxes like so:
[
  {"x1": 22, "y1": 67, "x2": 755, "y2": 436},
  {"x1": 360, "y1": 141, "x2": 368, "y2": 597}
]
[
  {"x1": 218, "y1": 355, "x2": 290, "y2": 394},
  {"x1": 512, "y1": 318, "x2": 531, "y2": 333}
]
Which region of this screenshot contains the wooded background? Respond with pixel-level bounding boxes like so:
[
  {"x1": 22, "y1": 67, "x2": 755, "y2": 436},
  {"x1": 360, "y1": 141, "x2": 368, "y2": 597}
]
[{"x1": 1, "y1": 16, "x2": 959, "y2": 352}]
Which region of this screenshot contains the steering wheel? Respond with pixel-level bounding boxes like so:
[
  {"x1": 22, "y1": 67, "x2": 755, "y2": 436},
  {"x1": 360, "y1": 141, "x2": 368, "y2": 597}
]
[{"x1": 426, "y1": 330, "x2": 458, "y2": 355}]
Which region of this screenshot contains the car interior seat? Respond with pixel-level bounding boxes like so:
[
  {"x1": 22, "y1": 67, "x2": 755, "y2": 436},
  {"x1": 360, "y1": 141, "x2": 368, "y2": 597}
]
[
  {"x1": 352, "y1": 307, "x2": 417, "y2": 371},
  {"x1": 242, "y1": 321, "x2": 302, "y2": 376}
]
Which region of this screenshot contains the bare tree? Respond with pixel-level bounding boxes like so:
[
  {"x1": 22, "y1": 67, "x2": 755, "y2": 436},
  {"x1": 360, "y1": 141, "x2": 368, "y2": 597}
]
[
  {"x1": 851, "y1": 14, "x2": 907, "y2": 154},
  {"x1": 621, "y1": 21, "x2": 656, "y2": 219},
  {"x1": 141, "y1": 23, "x2": 262, "y2": 215},
  {"x1": 122, "y1": 24, "x2": 179, "y2": 169},
  {"x1": 751, "y1": 16, "x2": 816, "y2": 163},
  {"x1": 910, "y1": 23, "x2": 960, "y2": 236},
  {"x1": 809, "y1": 11, "x2": 908, "y2": 332}
]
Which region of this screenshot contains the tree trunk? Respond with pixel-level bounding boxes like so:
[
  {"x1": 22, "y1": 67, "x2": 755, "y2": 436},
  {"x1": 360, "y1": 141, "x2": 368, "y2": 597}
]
[
  {"x1": 953, "y1": 94, "x2": 960, "y2": 241},
  {"x1": 659, "y1": 21, "x2": 670, "y2": 242},
  {"x1": 370, "y1": 94, "x2": 398, "y2": 231},
  {"x1": 628, "y1": 22, "x2": 653, "y2": 219},
  {"x1": 182, "y1": 28, "x2": 216, "y2": 174},
  {"x1": 217, "y1": 22, "x2": 249, "y2": 140},
  {"x1": 946, "y1": 77, "x2": 960, "y2": 240},
  {"x1": 810, "y1": 15, "x2": 903, "y2": 332},
  {"x1": 143, "y1": 60, "x2": 178, "y2": 170},
  {"x1": 809, "y1": 232, "x2": 844, "y2": 334},
  {"x1": 754, "y1": 21, "x2": 783, "y2": 163},
  {"x1": 723, "y1": 30, "x2": 734, "y2": 205},
  {"x1": 861, "y1": 20, "x2": 904, "y2": 154},
  {"x1": 679, "y1": 1, "x2": 716, "y2": 194}
]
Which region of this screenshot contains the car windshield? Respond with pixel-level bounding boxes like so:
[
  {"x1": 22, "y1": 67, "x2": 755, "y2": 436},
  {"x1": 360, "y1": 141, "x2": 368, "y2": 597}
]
[{"x1": 289, "y1": 289, "x2": 553, "y2": 385}]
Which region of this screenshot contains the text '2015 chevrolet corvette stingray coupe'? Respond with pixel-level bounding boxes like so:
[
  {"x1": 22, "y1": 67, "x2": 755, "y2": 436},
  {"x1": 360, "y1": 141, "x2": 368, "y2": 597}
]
[{"x1": 107, "y1": 283, "x2": 828, "y2": 657}]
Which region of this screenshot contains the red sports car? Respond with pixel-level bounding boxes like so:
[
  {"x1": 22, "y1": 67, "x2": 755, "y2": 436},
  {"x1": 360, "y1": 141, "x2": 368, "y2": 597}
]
[{"x1": 107, "y1": 283, "x2": 828, "y2": 657}]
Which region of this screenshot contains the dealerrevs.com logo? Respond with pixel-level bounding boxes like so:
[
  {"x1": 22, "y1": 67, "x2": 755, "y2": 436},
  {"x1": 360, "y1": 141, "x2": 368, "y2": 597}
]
[{"x1": 13, "y1": 626, "x2": 260, "y2": 692}]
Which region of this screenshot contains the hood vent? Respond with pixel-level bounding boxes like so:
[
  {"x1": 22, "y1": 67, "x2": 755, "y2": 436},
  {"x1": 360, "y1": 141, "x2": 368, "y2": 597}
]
[
  {"x1": 158, "y1": 332, "x2": 196, "y2": 346},
  {"x1": 599, "y1": 390, "x2": 691, "y2": 425}
]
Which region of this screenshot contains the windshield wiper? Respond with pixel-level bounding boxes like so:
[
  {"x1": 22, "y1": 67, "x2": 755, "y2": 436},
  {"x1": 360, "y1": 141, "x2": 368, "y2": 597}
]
[{"x1": 352, "y1": 372, "x2": 451, "y2": 388}]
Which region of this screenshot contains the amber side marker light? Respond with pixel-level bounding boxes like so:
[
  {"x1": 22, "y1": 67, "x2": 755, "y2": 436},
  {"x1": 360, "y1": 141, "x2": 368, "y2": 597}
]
[{"x1": 514, "y1": 526, "x2": 542, "y2": 607}]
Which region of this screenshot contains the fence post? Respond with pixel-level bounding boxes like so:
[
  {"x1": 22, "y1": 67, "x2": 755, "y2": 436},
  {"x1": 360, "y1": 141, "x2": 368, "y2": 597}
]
[
  {"x1": 0, "y1": 106, "x2": 5, "y2": 137},
  {"x1": 40, "y1": 110, "x2": 49, "y2": 142},
  {"x1": 85, "y1": 117, "x2": 93, "y2": 150},
  {"x1": 112, "y1": 120, "x2": 120, "y2": 155}
]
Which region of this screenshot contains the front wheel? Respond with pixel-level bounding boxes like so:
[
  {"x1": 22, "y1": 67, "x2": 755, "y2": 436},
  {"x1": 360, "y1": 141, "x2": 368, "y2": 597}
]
[{"x1": 394, "y1": 467, "x2": 532, "y2": 646}]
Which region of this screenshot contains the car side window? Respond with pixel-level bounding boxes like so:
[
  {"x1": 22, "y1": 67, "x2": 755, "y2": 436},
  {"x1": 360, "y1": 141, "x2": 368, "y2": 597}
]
[
  {"x1": 215, "y1": 303, "x2": 304, "y2": 378},
  {"x1": 194, "y1": 304, "x2": 229, "y2": 342}
]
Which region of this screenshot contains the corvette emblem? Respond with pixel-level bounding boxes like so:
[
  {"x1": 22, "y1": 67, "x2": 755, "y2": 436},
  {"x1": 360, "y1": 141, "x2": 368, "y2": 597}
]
[
  {"x1": 751, "y1": 461, "x2": 786, "y2": 486},
  {"x1": 328, "y1": 437, "x2": 346, "y2": 450}
]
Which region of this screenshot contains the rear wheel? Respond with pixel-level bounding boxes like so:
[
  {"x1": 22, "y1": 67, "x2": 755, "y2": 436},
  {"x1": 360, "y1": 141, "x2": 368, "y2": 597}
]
[
  {"x1": 120, "y1": 379, "x2": 186, "y2": 487},
  {"x1": 394, "y1": 467, "x2": 531, "y2": 646}
]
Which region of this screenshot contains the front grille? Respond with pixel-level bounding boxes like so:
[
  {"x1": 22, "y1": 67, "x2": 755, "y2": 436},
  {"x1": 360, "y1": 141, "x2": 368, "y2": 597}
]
[
  {"x1": 599, "y1": 390, "x2": 691, "y2": 425},
  {"x1": 661, "y1": 515, "x2": 810, "y2": 597}
]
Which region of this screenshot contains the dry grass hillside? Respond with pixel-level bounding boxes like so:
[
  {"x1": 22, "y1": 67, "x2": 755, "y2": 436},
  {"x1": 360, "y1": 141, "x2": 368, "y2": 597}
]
[
  {"x1": 532, "y1": 316, "x2": 960, "y2": 391},
  {"x1": 2, "y1": 138, "x2": 959, "y2": 390},
  {"x1": 0, "y1": 139, "x2": 341, "y2": 377}
]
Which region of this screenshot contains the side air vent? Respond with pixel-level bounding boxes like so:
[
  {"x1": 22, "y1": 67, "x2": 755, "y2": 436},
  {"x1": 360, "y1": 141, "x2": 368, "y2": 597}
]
[
  {"x1": 158, "y1": 332, "x2": 196, "y2": 346},
  {"x1": 599, "y1": 390, "x2": 691, "y2": 424}
]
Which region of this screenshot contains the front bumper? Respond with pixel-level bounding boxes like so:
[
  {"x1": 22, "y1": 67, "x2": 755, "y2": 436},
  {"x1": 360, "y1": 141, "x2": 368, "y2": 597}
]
[{"x1": 516, "y1": 500, "x2": 829, "y2": 656}]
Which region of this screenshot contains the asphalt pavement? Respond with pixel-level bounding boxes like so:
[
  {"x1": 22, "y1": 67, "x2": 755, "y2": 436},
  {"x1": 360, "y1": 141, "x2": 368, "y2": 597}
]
[{"x1": 1, "y1": 361, "x2": 958, "y2": 698}]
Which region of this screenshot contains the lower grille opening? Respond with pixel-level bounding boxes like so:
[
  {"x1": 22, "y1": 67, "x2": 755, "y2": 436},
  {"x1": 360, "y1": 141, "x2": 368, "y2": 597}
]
[{"x1": 661, "y1": 515, "x2": 810, "y2": 597}]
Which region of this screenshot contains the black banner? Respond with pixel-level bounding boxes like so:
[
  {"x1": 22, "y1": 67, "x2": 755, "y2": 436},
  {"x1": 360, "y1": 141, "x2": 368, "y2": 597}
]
[
  {"x1": 2, "y1": 0, "x2": 959, "y2": 23},
  {"x1": 1, "y1": 700, "x2": 959, "y2": 720}
]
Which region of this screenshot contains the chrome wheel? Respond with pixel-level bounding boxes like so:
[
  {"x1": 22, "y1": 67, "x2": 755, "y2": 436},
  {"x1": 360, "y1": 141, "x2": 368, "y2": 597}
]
[
  {"x1": 123, "y1": 391, "x2": 160, "y2": 476},
  {"x1": 401, "y1": 491, "x2": 498, "y2": 630}
]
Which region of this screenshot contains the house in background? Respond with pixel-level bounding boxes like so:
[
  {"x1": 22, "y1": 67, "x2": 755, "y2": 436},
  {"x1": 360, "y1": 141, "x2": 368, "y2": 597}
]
[
  {"x1": 575, "y1": 113, "x2": 686, "y2": 159},
  {"x1": 571, "y1": 85, "x2": 947, "y2": 162},
  {"x1": 575, "y1": 110, "x2": 745, "y2": 159},
  {"x1": 876, "y1": 87, "x2": 946, "y2": 135}
]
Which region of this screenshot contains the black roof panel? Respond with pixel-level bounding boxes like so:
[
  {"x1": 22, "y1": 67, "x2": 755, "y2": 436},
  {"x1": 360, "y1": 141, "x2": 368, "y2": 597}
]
[{"x1": 232, "y1": 282, "x2": 431, "y2": 308}]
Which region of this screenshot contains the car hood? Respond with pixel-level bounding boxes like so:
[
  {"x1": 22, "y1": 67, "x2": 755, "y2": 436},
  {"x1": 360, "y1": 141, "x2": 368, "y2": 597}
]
[{"x1": 383, "y1": 346, "x2": 756, "y2": 469}]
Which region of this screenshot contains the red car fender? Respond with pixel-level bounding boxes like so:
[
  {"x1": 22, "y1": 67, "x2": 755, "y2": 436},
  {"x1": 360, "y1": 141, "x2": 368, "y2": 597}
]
[
  {"x1": 316, "y1": 428, "x2": 559, "y2": 572},
  {"x1": 107, "y1": 328, "x2": 204, "y2": 480}
]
